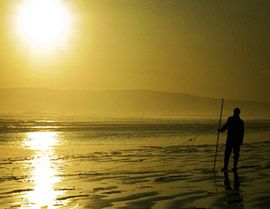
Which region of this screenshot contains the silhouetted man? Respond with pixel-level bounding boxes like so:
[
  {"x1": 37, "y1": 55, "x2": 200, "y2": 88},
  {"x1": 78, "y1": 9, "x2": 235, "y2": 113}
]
[{"x1": 219, "y1": 108, "x2": 244, "y2": 172}]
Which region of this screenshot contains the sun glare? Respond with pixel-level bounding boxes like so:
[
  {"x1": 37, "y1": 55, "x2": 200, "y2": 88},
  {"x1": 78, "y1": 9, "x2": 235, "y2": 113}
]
[
  {"x1": 21, "y1": 132, "x2": 64, "y2": 208},
  {"x1": 15, "y1": 0, "x2": 72, "y2": 51},
  {"x1": 24, "y1": 132, "x2": 59, "y2": 150}
]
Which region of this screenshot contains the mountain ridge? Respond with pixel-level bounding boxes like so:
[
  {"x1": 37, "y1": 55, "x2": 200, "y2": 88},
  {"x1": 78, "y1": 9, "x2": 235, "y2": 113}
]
[{"x1": 0, "y1": 88, "x2": 269, "y2": 118}]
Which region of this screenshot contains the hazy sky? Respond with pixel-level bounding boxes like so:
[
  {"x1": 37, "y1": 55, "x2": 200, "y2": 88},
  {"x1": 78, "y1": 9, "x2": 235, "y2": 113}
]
[{"x1": 1, "y1": 0, "x2": 269, "y2": 102}]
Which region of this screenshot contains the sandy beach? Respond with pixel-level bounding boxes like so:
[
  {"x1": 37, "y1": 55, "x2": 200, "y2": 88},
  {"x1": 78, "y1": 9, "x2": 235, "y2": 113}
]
[{"x1": 0, "y1": 118, "x2": 269, "y2": 209}]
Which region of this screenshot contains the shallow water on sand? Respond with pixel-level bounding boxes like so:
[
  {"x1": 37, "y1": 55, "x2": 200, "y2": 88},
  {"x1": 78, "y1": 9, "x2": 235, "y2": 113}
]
[{"x1": 0, "y1": 117, "x2": 269, "y2": 209}]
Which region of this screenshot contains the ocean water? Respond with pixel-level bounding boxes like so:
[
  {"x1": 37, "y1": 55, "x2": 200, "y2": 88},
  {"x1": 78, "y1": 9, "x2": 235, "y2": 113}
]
[{"x1": 0, "y1": 116, "x2": 269, "y2": 209}]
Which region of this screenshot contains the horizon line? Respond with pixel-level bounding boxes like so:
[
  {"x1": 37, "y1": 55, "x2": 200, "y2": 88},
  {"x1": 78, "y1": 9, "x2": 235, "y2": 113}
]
[{"x1": 0, "y1": 86, "x2": 269, "y2": 104}]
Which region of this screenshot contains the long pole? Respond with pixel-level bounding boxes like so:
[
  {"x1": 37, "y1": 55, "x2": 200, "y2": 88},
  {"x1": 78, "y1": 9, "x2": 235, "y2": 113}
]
[{"x1": 213, "y1": 98, "x2": 224, "y2": 172}]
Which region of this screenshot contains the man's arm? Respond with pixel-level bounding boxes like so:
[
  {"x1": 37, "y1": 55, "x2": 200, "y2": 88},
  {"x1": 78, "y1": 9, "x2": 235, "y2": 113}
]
[
  {"x1": 219, "y1": 117, "x2": 230, "y2": 133},
  {"x1": 240, "y1": 120, "x2": 244, "y2": 145}
]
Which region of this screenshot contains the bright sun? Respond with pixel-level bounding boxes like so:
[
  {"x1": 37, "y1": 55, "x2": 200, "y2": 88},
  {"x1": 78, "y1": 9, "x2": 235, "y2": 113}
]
[{"x1": 15, "y1": 0, "x2": 72, "y2": 50}]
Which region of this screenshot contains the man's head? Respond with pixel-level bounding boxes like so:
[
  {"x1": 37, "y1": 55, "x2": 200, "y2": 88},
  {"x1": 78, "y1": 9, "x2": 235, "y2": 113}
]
[{"x1": 233, "y1": 108, "x2": 240, "y2": 116}]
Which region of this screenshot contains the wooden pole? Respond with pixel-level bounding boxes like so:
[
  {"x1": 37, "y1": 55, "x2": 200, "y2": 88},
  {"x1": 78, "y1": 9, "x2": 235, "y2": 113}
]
[{"x1": 213, "y1": 98, "x2": 224, "y2": 172}]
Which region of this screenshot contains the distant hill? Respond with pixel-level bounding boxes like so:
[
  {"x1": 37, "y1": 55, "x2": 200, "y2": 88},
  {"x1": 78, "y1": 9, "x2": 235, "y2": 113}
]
[{"x1": 0, "y1": 88, "x2": 269, "y2": 118}]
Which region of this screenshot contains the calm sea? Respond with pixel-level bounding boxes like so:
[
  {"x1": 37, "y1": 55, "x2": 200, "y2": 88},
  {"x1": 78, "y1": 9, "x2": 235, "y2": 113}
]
[{"x1": 0, "y1": 115, "x2": 269, "y2": 145}]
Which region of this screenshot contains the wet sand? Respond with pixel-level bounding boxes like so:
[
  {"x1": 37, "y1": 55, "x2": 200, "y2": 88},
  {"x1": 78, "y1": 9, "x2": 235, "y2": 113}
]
[{"x1": 1, "y1": 136, "x2": 269, "y2": 209}]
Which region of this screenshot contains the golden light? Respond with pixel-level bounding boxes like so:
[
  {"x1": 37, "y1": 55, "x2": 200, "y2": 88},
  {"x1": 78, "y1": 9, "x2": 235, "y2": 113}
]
[
  {"x1": 15, "y1": 0, "x2": 72, "y2": 51},
  {"x1": 21, "y1": 132, "x2": 65, "y2": 209},
  {"x1": 24, "y1": 132, "x2": 59, "y2": 150}
]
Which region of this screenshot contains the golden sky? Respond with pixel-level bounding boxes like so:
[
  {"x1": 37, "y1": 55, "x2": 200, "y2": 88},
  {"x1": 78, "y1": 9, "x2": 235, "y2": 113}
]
[{"x1": 0, "y1": 0, "x2": 269, "y2": 102}]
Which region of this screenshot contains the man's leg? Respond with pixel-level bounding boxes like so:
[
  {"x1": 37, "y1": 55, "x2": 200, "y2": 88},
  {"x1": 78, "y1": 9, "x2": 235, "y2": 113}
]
[
  {"x1": 233, "y1": 145, "x2": 240, "y2": 171},
  {"x1": 222, "y1": 143, "x2": 232, "y2": 171}
]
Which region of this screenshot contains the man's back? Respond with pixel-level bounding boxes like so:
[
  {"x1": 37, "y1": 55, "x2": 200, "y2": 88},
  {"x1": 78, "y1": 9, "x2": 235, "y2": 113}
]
[{"x1": 221, "y1": 116, "x2": 244, "y2": 145}]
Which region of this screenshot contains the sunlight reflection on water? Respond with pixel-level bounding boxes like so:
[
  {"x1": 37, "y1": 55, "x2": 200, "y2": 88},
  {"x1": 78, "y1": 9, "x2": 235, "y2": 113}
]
[
  {"x1": 23, "y1": 132, "x2": 59, "y2": 150},
  {"x1": 21, "y1": 132, "x2": 65, "y2": 209}
]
